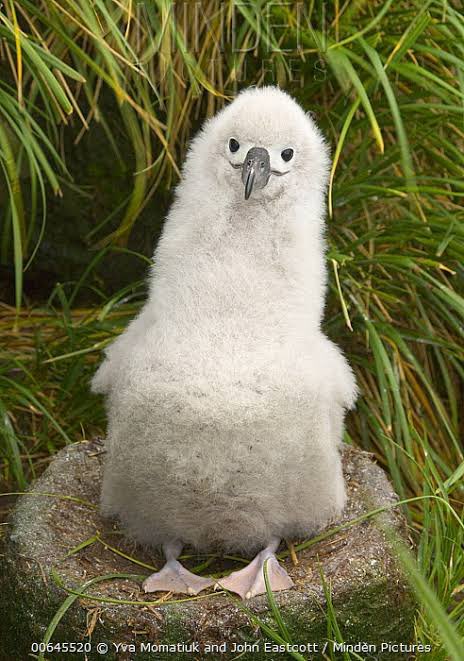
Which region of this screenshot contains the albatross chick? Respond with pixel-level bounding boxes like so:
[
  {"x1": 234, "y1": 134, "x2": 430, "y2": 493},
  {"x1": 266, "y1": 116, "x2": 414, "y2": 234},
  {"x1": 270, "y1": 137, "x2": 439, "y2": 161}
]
[{"x1": 92, "y1": 86, "x2": 357, "y2": 599}]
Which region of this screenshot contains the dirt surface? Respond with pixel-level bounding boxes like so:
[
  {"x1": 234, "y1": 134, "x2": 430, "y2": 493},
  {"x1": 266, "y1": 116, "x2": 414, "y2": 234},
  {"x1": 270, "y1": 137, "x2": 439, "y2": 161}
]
[{"x1": 0, "y1": 440, "x2": 415, "y2": 661}]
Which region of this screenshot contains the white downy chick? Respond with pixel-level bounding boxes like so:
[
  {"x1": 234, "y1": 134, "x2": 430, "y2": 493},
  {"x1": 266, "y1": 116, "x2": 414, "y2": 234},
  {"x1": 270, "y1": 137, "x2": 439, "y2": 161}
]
[{"x1": 92, "y1": 86, "x2": 357, "y2": 599}]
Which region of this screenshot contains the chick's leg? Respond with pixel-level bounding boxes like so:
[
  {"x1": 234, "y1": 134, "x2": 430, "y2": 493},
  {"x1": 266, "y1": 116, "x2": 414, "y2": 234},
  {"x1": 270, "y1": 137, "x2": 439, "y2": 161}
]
[
  {"x1": 142, "y1": 540, "x2": 214, "y2": 595},
  {"x1": 216, "y1": 537, "x2": 294, "y2": 599}
]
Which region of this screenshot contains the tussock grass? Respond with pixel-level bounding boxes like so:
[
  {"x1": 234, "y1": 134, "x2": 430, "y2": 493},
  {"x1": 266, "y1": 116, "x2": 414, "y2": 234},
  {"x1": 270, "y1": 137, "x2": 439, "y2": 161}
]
[{"x1": 1, "y1": 0, "x2": 463, "y2": 657}]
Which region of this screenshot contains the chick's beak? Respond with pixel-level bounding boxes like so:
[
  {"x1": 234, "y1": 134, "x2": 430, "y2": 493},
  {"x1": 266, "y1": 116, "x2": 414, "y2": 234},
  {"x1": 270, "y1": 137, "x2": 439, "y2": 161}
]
[{"x1": 242, "y1": 147, "x2": 271, "y2": 200}]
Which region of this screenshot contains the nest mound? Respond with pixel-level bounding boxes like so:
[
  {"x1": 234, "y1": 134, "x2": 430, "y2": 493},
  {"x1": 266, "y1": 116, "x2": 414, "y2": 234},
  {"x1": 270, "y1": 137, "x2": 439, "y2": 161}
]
[{"x1": 0, "y1": 440, "x2": 414, "y2": 661}]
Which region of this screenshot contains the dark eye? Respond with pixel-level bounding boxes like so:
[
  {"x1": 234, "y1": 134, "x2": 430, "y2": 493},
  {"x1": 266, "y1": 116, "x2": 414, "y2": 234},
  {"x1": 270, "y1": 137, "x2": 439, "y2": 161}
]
[
  {"x1": 229, "y1": 138, "x2": 240, "y2": 153},
  {"x1": 281, "y1": 148, "x2": 294, "y2": 162}
]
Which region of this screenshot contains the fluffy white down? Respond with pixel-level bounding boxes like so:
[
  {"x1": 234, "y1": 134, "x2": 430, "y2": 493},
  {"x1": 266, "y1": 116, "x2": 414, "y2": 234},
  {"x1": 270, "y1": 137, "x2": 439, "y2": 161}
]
[{"x1": 92, "y1": 86, "x2": 358, "y2": 555}]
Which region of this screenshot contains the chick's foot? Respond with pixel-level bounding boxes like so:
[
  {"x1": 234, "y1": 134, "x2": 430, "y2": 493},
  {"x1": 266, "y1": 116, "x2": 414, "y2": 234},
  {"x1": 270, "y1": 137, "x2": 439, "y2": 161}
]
[
  {"x1": 216, "y1": 538, "x2": 294, "y2": 599},
  {"x1": 143, "y1": 559, "x2": 214, "y2": 596}
]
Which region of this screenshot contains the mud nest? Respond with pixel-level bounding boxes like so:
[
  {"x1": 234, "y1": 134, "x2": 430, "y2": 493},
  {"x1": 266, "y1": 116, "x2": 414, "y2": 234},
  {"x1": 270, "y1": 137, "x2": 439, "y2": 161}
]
[{"x1": 0, "y1": 440, "x2": 415, "y2": 661}]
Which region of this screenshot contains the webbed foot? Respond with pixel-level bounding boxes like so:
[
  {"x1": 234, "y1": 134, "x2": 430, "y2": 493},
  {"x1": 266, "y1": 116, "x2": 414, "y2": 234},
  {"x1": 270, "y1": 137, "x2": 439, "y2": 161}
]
[
  {"x1": 215, "y1": 538, "x2": 294, "y2": 599},
  {"x1": 142, "y1": 541, "x2": 214, "y2": 595},
  {"x1": 143, "y1": 559, "x2": 214, "y2": 595}
]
